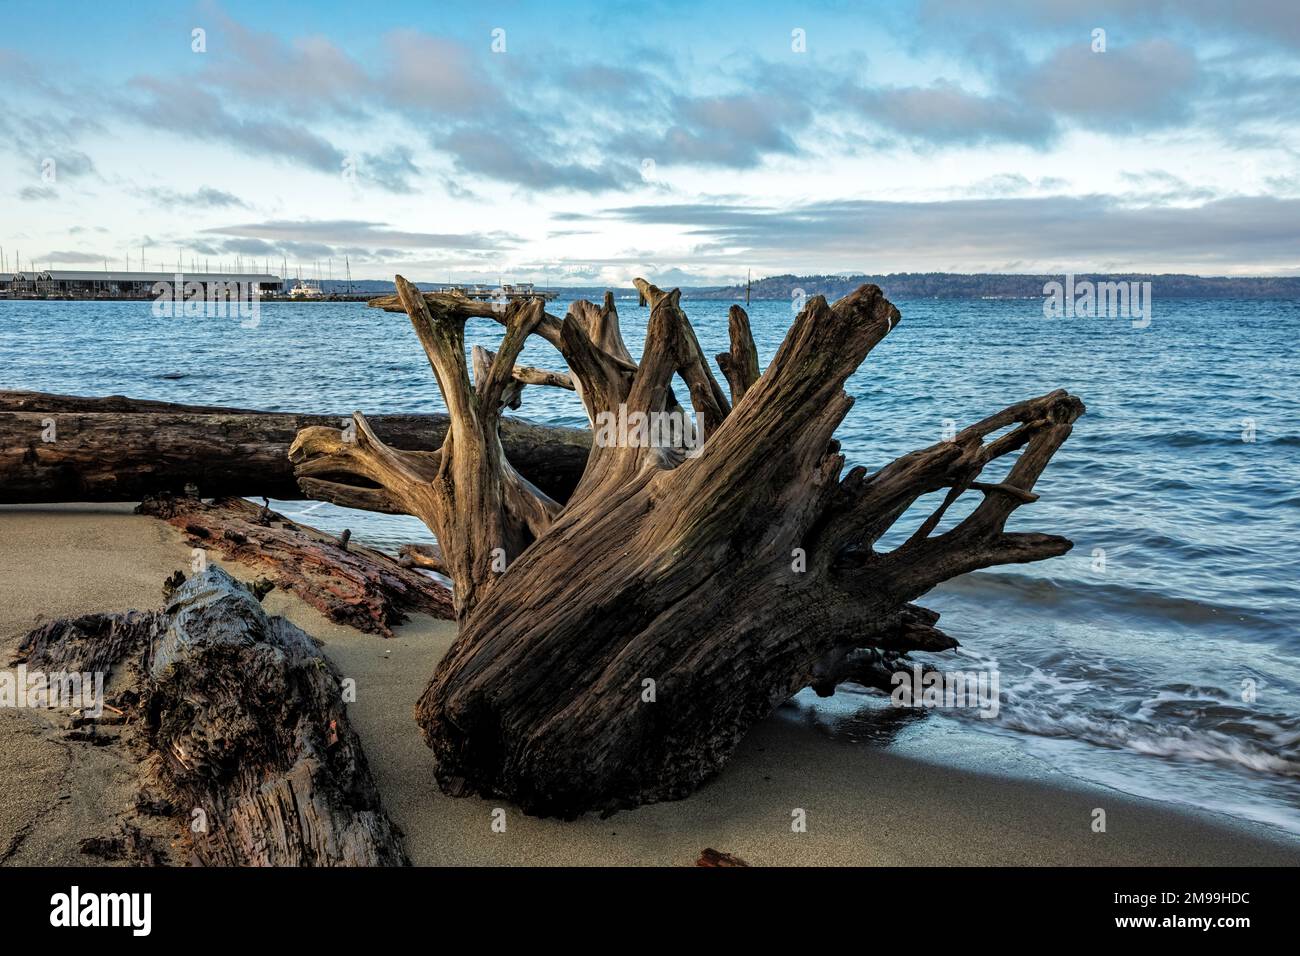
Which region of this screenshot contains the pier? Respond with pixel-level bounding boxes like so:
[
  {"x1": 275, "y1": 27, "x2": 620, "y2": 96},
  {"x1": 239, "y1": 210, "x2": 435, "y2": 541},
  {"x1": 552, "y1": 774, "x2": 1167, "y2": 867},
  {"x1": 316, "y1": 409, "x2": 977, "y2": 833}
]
[
  {"x1": 0, "y1": 271, "x2": 560, "y2": 302},
  {"x1": 0, "y1": 269, "x2": 281, "y2": 300}
]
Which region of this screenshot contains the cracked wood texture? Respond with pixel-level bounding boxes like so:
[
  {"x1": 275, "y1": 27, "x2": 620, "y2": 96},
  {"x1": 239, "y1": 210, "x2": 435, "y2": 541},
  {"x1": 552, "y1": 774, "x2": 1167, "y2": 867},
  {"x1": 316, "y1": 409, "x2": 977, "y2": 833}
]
[
  {"x1": 293, "y1": 278, "x2": 1084, "y2": 817},
  {"x1": 137, "y1": 494, "x2": 453, "y2": 634},
  {"x1": 15, "y1": 566, "x2": 408, "y2": 865}
]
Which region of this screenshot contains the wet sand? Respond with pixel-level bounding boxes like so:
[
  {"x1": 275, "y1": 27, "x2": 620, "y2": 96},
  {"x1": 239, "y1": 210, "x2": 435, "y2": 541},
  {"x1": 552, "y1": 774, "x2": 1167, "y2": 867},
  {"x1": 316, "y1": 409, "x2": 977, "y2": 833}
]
[{"x1": 3, "y1": 503, "x2": 1298, "y2": 866}]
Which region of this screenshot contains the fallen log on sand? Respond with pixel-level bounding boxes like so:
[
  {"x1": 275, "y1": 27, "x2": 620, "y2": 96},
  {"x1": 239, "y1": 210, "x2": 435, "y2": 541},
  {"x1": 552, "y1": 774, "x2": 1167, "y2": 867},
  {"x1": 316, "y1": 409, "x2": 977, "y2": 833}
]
[
  {"x1": 292, "y1": 280, "x2": 1085, "y2": 817},
  {"x1": 137, "y1": 494, "x2": 453, "y2": 633},
  {"x1": 14, "y1": 566, "x2": 409, "y2": 866},
  {"x1": 0, "y1": 390, "x2": 589, "y2": 507}
]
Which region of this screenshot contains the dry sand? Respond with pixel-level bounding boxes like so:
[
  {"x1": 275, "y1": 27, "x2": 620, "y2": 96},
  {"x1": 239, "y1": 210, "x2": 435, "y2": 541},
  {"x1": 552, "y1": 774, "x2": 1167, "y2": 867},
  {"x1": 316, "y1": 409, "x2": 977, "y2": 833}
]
[
  {"x1": 3, "y1": 503, "x2": 1298, "y2": 866},
  {"x1": 0, "y1": 504, "x2": 187, "y2": 865}
]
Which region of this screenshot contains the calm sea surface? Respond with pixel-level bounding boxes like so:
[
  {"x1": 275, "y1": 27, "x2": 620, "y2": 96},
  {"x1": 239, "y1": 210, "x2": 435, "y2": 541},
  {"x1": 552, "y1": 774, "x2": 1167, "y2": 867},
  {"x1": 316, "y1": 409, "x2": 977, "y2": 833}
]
[{"x1": 4, "y1": 295, "x2": 1299, "y2": 836}]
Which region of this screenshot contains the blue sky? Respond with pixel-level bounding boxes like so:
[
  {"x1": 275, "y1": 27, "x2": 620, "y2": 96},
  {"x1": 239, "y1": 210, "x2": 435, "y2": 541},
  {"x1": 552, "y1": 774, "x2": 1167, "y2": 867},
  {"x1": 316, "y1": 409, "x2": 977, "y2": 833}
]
[{"x1": 2, "y1": 0, "x2": 1299, "y2": 283}]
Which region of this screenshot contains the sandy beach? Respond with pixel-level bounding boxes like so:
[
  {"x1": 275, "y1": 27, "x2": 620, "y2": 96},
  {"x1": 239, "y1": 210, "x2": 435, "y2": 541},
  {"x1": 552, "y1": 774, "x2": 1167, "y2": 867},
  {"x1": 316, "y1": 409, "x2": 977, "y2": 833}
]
[{"x1": 3, "y1": 502, "x2": 1298, "y2": 867}]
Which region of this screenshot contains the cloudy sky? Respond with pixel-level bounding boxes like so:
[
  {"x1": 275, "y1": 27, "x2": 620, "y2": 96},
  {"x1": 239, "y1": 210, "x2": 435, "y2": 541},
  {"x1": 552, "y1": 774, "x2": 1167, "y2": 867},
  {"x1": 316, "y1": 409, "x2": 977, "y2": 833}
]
[{"x1": 3, "y1": 0, "x2": 1299, "y2": 284}]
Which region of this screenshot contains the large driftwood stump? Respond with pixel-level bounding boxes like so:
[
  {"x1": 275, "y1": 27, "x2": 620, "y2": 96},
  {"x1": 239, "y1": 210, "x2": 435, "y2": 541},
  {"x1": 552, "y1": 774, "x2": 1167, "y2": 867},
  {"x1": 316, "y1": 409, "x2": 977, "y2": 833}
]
[
  {"x1": 292, "y1": 279, "x2": 1084, "y2": 817},
  {"x1": 15, "y1": 566, "x2": 408, "y2": 865}
]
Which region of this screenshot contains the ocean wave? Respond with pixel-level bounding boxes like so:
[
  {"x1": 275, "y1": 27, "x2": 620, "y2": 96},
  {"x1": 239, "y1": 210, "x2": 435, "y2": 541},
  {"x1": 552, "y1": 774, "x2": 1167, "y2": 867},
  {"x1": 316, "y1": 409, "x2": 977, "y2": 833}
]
[
  {"x1": 1072, "y1": 429, "x2": 1300, "y2": 451},
  {"x1": 1157, "y1": 430, "x2": 1298, "y2": 449},
  {"x1": 990, "y1": 704, "x2": 1300, "y2": 777},
  {"x1": 918, "y1": 661, "x2": 1300, "y2": 782},
  {"x1": 939, "y1": 570, "x2": 1287, "y2": 635}
]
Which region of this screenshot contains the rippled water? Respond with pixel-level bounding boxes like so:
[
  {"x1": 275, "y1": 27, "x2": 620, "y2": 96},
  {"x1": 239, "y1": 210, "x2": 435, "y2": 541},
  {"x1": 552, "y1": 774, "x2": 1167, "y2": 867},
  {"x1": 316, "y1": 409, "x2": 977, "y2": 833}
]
[{"x1": 3, "y1": 295, "x2": 1298, "y2": 835}]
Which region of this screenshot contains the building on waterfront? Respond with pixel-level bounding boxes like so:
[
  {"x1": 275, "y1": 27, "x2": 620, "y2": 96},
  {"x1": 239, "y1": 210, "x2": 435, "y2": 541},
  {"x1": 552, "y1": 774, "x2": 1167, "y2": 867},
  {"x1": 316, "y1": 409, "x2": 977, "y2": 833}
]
[{"x1": 1, "y1": 270, "x2": 282, "y2": 298}]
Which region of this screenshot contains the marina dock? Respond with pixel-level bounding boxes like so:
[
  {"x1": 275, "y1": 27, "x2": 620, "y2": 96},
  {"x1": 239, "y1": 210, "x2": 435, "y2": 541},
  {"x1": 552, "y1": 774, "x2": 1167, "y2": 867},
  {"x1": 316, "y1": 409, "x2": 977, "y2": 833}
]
[{"x1": 0, "y1": 271, "x2": 561, "y2": 302}]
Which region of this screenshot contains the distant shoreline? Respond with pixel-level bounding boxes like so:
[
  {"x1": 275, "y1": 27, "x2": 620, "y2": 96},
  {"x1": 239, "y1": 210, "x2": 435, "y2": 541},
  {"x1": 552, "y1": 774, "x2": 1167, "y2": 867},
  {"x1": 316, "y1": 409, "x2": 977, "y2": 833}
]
[
  {"x1": 4, "y1": 292, "x2": 1298, "y2": 305},
  {"x1": 5, "y1": 270, "x2": 1299, "y2": 303},
  {"x1": 688, "y1": 273, "x2": 1300, "y2": 301}
]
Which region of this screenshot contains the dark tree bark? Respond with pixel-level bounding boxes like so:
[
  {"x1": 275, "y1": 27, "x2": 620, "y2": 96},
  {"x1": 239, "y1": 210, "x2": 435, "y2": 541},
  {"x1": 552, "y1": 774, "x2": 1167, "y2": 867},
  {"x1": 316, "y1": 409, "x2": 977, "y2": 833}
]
[
  {"x1": 0, "y1": 390, "x2": 589, "y2": 506},
  {"x1": 14, "y1": 566, "x2": 408, "y2": 866},
  {"x1": 292, "y1": 280, "x2": 1084, "y2": 817},
  {"x1": 136, "y1": 494, "x2": 453, "y2": 634}
]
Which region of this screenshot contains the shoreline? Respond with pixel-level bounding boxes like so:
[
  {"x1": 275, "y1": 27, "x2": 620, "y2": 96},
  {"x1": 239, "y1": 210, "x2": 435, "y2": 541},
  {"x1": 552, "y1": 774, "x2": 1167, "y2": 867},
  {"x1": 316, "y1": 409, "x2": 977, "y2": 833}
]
[{"x1": 3, "y1": 502, "x2": 1298, "y2": 866}]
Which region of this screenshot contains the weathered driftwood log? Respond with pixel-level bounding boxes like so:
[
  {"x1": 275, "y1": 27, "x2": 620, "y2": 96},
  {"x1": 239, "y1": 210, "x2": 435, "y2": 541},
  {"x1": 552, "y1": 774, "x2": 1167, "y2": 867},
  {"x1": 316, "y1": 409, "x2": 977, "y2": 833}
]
[
  {"x1": 293, "y1": 279, "x2": 1084, "y2": 818},
  {"x1": 137, "y1": 494, "x2": 453, "y2": 633},
  {"x1": 0, "y1": 390, "x2": 589, "y2": 507},
  {"x1": 14, "y1": 566, "x2": 408, "y2": 865}
]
